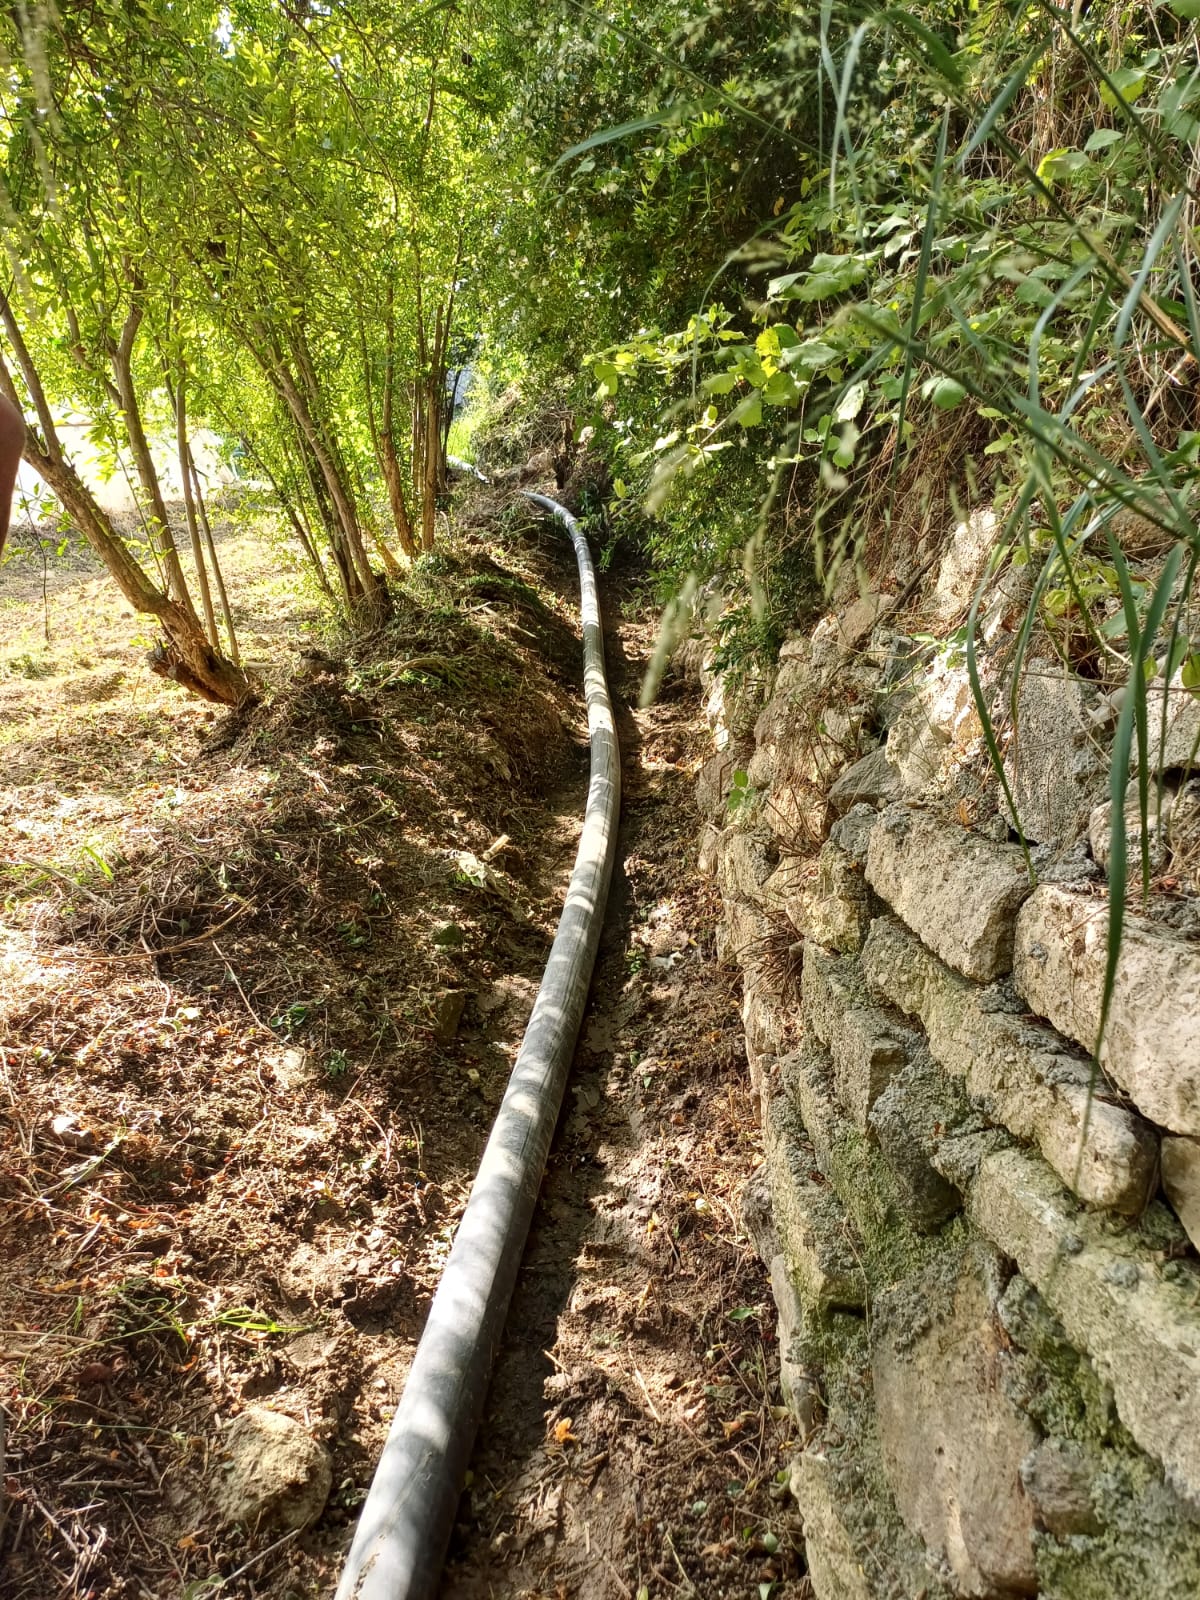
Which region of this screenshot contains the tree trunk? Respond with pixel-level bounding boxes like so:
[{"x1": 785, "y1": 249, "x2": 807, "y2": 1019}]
[
  {"x1": 250, "y1": 325, "x2": 389, "y2": 623},
  {"x1": 172, "y1": 374, "x2": 220, "y2": 648},
  {"x1": 239, "y1": 432, "x2": 334, "y2": 600},
  {"x1": 110, "y1": 304, "x2": 197, "y2": 619},
  {"x1": 187, "y1": 445, "x2": 241, "y2": 666},
  {"x1": 0, "y1": 332, "x2": 250, "y2": 706},
  {"x1": 375, "y1": 289, "x2": 417, "y2": 560}
]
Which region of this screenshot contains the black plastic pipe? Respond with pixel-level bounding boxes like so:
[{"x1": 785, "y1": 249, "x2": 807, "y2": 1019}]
[{"x1": 334, "y1": 493, "x2": 620, "y2": 1600}]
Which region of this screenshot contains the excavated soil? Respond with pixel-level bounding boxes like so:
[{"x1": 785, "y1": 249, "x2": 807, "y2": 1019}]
[{"x1": 0, "y1": 486, "x2": 804, "y2": 1599}]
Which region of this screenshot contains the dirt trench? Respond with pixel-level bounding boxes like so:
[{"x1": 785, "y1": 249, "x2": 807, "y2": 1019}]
[{"x1": 439, "y1": 573, "x2": 804, "y2": 1599}]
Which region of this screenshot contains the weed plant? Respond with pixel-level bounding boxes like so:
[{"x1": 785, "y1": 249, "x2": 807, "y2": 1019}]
[{"x1": 549, "y1": 1, "x2": 1200, "y2": 1050}]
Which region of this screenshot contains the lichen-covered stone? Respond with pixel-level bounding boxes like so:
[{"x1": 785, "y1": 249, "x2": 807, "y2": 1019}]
[
  {"x1": 770, "y1": 1253, "x2": 822, "y2": 1436},
  {"x1": 972, "y1": 1146, "x2": 1200, "y2": 1505},
  {"x1": 865, "y1": 806, "x2": 1032, "y2": 980},
  {"x1": 739, "y1": 1165, "x2": 779, "y2": 1265},
  {"x1": 789, "y1": 1441, "x2": 951, "y2": 1600},
  {"x1": 763, "y1": 1094, "x2": 866, "y2": 1311},
  {"x1": 1161, "y1": 1136, "x2": 1200, "y2": 1251},
  {"x1": 802, "y1": 948, "x2": 910, "y2": 1128},
  {"x1": 1032, "y1": 1449, "x2": 1200, "y2": 1600},
  {"x1": 868, "y1": 1056, "x2": 965, "y2": 1233},
  {"x1": 871, "y1": 1242, "x2": 1038, "y2": 1597},
  {"x1": 1020, "y1": 1440, "x2": 1101, "y2": 1537},
  {"x1": 863, "y1": 915, "x2": 1157, "y2": 1214},
  {"x1": 781, "y1": 1038, "x2": 840, "y2": 1179},
  {"x1": 1004, "y1": 669, "x2": 1107, "y2": 848},
  {"x1": 1013, "y1": 884, "x2": 1200, "y2": 1135},
  {"x1": 790, "y1": 1451, "x2": 875, "y2": 1600},
  {"x1": 780, "y1": 1037, "x2": 943, "y2": 1287}
]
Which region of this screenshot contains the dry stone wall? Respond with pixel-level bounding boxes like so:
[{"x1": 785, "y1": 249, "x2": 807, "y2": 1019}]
[{"x1": 694, "y1": 546, "x2": 1200, "y2": 1599}]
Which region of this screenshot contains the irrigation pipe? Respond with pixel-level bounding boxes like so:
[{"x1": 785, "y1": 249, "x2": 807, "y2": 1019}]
[{"x1": 335, "y1": 492, "x2": 621, "y2": 1600}]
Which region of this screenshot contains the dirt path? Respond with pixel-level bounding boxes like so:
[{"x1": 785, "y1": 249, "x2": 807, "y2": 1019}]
[
  {"x1": 0, "y1": 499, "x2": 802, "y2": 1600},
  {"x1": 440, "y1": 573, "x2": 804, "y2": 1599}
]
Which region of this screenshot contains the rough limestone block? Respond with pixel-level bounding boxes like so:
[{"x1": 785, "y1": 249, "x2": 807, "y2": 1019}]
[
  {"x1": 716, "y1": 830, "x2": 774, "y2": 905},
  {"x1": 743, "y1": 975, "x2": 790, "y2": 1070},
  {"x1": 760, "y1": 854, "x2": 811, "y2": 926},
  {"x1": 972, "y1": 1146, "x2": 1200, "y2": 1505},
  {"x1": 694, "y1": 748, "x2": 741, "y2": 818},
  {"x1": 789, "y1": 1452, "x2": 874, "y2": 1600},
  {"x1": 1161, "y1": 1136, "x2": 1200, "y2": 1251},
  {"x1": 780, "y1": 1039, "x2": 840, "y2": 1178},
  {"x1": 868, "y1": 1058, "x2": 964, "y2": 1233},
  {"x1": 1003, "y1": 669, "x2": 1107, "y2": 848},
  {"x1": 872, "y1": 1243, "x2": 1038, "y2": 1597},
  {"x1": 1143, "y1": 670, "x2": 1200, "y2": 772},
  {"x1": 746, "y1": 739, "x2": 776, "y2": 790},
  {"x1": 864, "y1": 915, "x2": 1158, "y2": 1214},
  {"x1": 1013, "y1": 884, "x2": 1200, "y2": 1135},
  {"x1": 932, "y1": 507, "x2": 999, "y2": 623},
  {"x1": 804, "y1": 841, "x2": 873, "y2": 954},
  {"x1": 865, "y1": 806, "x2": 1032, "y2": 980},
  {"x1": 802, "y1": 948, "x2": 910, "y2": 1128},
  {"x1": 763, "y1": 1094, "x2": 865, "y2": 1312},
  {"x1": 212, "y1": 1406, "x2": 332, "y2": 1531},
  {"x1": 827, "y1": 746, "x2": 901, "y2": 815},
  {"x1": 829, "y1": 804, "x2": 877, "y2": 864},
  {"x1": 697, "y1": 822, "x2": 723, "y2": 879},
  {"x1": 1088, "y1": 780, "x2": 1173, "y2": 878},
  {"x1": 770, "y1": 1253, "x2": 822, "y2": 1436},
  {"x1": 884, "y1": 660, "x2": 980, "y2": 799},
  {"x1": 716, "y1": 899, "x2": 770, "y2": 969}
]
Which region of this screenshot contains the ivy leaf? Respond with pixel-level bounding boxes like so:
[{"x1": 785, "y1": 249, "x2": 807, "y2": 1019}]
[
  {"x1": 1036, "y1": 147, "x2": 1094, "y2": 183},
  {"x1": 767, "y1": 270, "x2": 803, "y2": 299},
  {"x1": 785, "y1": 339, "x2": 841, "y2": 371},
  {"x1": 786, "y1": 253, "x2": 873, "y2": 302},
  {"x1": 703, "y1": 372, "x2": 737, "y2": 395},
  {"x1": 733, "y1": 394, "x2": 762, "y2": 428},
  {"x1": 1099, "y1": 66, "x2": 1147, "y2": 108},
  {"x1": 1084, "y1": 128, "x2": 1125, "y2": 152},
  {"x1": 923, "y1": 376, "x2": 968, "y2": 409},
  {"x1": 755, "y1": 326, "x2": 782, "y2": 359},
  {"x1": 762, "y1": 371, "x2": 800, "y2": 405},
  {"x1": 593, "y1": 361, "x2": 619, "y2": 398},
  {"x1": 1182, "y1": 653, "x2": 1200, "y2": 691}
]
